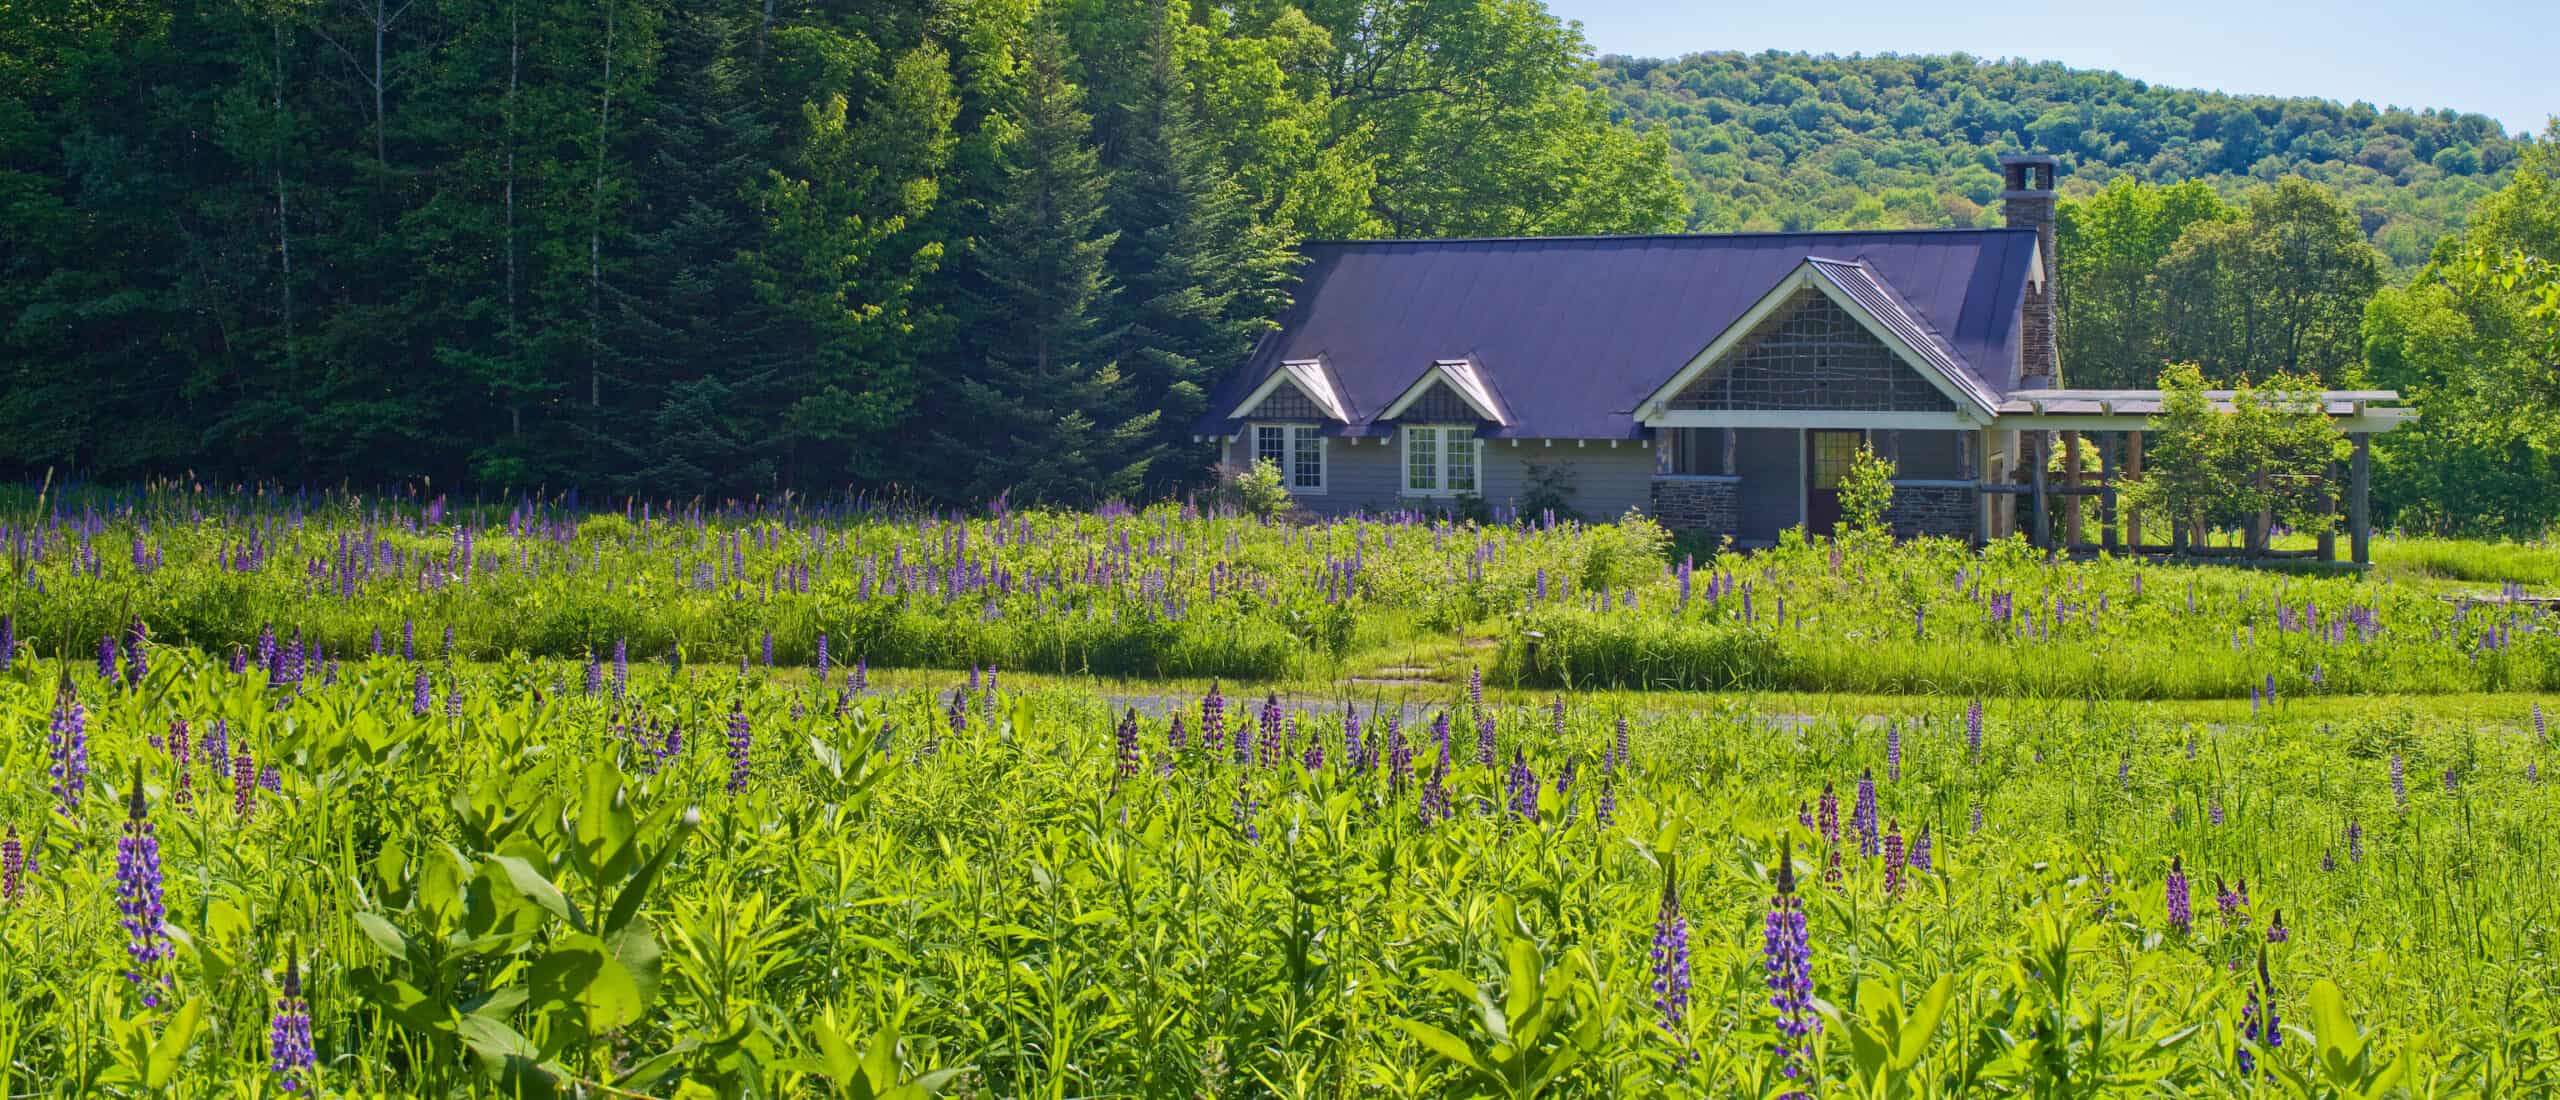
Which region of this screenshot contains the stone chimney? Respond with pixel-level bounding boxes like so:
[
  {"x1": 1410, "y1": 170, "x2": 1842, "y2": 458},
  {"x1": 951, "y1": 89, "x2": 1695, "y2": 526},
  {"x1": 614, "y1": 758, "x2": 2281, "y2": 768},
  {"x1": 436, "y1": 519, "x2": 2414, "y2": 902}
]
[{"x1": 2000, "y1": 154, "x2": 2060, "y2": 387}]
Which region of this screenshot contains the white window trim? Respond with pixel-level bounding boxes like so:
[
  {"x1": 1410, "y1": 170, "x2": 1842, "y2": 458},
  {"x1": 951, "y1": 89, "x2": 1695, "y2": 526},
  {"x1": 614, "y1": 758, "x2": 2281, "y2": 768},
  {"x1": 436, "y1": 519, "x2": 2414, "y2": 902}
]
[
  {"x1": 1249, "y1": 422, "x2": 1328, "y2": 494},
  {"x1": 1400, "y1": 424, "x2": 1483, "y2": 498}
]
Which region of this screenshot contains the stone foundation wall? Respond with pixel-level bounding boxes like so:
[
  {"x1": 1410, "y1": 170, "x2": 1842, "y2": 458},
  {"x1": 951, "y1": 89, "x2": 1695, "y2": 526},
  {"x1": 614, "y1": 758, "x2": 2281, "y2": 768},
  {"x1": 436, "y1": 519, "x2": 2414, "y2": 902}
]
[
  {"x1": 1651, "y1": 475, "x2": 1739, "y2": 536},
  {"x1": 1886, "y1": 481, "x2": 1979, "y2": 541}
]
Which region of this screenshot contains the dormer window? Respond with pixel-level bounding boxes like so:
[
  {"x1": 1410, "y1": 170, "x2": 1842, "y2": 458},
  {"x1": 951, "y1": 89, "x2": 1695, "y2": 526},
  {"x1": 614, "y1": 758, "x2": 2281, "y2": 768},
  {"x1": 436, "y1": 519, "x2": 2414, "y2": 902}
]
[{"x1": 1402, "y1": 425, "x2": 1478, "y2": 496}]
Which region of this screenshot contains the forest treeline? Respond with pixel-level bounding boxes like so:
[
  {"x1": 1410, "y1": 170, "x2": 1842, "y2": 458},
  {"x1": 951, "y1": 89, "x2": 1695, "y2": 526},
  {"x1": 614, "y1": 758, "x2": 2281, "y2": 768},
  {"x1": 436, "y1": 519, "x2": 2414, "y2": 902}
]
[
  {"x1": 0, "y1": 0, "x2": 1683, "y2": 499},
  {"x1": 1592, "y1": 50, "x2": 2530, "y2": 269},
  {"x1": 4, "y1": 4, "x2": 2557, "y2": 533}
]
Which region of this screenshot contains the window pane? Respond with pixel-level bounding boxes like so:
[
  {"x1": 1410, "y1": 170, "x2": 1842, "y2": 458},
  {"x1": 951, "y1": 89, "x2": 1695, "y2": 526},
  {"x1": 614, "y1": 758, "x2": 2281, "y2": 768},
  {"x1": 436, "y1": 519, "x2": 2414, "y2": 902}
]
[
  {"x1": 1406, "y1": 428, "x2": 1438, "y2": 492},
  {"x1": 1446, "y1": 433, "x2": 1476, "y2": 492},
  {"x1": 1256, "y1": 426, "x2": 1286, "y2": 469},
  {"x1": 1292, "y1": 427, "x2": 1324, "y2": 489},
  {"x1": 1812, "y1": 431, "x2": 1861, "y2": 489}
]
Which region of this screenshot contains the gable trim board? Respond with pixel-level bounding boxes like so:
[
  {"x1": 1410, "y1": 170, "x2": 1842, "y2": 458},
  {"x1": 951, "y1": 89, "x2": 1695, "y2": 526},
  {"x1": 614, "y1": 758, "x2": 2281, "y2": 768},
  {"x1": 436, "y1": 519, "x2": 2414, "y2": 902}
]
[
  {"x1": 1227, "y1": 356, "x2": 1351, "y2": 422},
  {"x1": 1378, "y1": 358, "x2": 1510, "y2": 425},
  {"x1": 1636, "y1": 259, "x2": 1999, "y2": 427}
]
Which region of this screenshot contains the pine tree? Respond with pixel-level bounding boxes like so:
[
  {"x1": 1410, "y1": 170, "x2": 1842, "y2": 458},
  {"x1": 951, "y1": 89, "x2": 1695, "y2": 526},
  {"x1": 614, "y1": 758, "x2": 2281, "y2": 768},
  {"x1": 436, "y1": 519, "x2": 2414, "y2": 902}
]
[
  {"x1": 1098, "y1": 3, "x2": 1299, "y2": 495},
  {"x1": 938, "y1": 21, "x2": 1146, "y2": 504}
]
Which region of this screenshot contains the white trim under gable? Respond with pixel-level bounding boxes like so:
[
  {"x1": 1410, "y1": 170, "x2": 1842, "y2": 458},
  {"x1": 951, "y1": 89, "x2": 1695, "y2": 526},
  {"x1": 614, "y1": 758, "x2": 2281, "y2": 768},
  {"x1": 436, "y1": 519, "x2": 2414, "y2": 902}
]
[
  {"x1": 1378, "y1": 357, "x2": 1509, "y2": 425},
  {"x1": 1226, "y1": 356, "x2": 1350, "y2": 422},
  {"x1": 1633, "y1": 260, "x2": 1997, "y2": 426}
]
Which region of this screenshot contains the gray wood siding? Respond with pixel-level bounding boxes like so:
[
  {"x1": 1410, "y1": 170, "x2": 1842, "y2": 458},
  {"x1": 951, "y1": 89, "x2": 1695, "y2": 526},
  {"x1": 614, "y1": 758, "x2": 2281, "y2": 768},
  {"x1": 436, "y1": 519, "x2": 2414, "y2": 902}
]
[
  {"x1": 1734, "y1": 428, "x2": 1802, "y2": 540},
  {"x1": 1480, "y1": 442, "x2": 1657, "y2": 519},
  {"x1": 1232, "y1": 434, "x2": 1657, "y2": 518}
]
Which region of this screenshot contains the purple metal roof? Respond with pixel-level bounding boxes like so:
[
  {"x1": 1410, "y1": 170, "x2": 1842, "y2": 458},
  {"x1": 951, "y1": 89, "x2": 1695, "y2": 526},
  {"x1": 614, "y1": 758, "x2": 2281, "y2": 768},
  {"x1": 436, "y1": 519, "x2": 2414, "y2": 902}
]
[{"x1": 1201, "y1": 229, "x2": 2039, "y2": 440}]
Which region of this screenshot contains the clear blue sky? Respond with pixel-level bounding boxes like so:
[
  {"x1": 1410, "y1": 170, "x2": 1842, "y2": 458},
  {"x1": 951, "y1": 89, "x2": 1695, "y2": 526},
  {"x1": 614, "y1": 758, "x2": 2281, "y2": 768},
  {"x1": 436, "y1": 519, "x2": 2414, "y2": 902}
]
[{"x1": 1553, "y1": 0, "x2": 2557, "y2": 136}]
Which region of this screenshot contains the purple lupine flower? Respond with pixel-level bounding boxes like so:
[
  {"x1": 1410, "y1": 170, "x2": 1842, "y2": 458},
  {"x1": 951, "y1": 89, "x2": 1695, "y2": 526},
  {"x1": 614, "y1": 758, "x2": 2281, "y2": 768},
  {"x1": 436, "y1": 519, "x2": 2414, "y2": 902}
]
[
  {"x1": 1549, "y1": 696, "x2": 1566, "y2": 741},
  {"x1": 203, "y1": 716, "x2": 231, "y2": 777},
  {"x1": 98, "y1": 632, "x2": 117, "y2": 682},
  {"x1": 2536, "y1": 703, "x2": 2547, "y2": 743},
  {"x1": 116, "y1": 776, "x2": 171, "y2": 1004},
  {"x1": 815, "y1": 632, "x2": 830, "y2": 681},
  {"x1": 1116, "y1": 708, "x2": 1141, "y2": 779},
  {"x1": 445, "y1": 680, "x2": 463, "y2": 721},
  {"x1": 1651, "y1": 865, "x2": 1692, "y2": 1049},
  {"x1": 2216, "y1": 876, "x2": 2249, "y2": 929},
  {"x1": 725, "y1": 703, "x2": 752, "y2": 793},
  {"x1": 1882, "y1": 822, "x2": 1906, "y2": 897},
  {"x1": 412, "y1": 670, "x2": 432, "y2": 716},
  {"x1": 401, "y1": 619, "x2": 415, "y2": 660},
  {"x1": 2389, "y1": 754, "x2": 2406, "y2": 809},
  {"x1": 370, "y1": 627, "x2": 383, "y2": 657},
  {"x1": 2209, "y1": 798, "x2": 2225, "y2": 827},
  {"x1": 1504, "y1": 750, "x2": 1538, "y2": 821},
  {"x1": 2443, "y1": 767, "x2": 2459, "y2": 794},
  {"x1": 612, "y1": 638, "x2": 629, "y2": 700},
  {"x1": 1418, "y1": 758, "x2": 1451, "y2": 825},
  {"x1": 49, "y1": 685, "x2": 90, "y2": 817},
  {"x1": 261, "y1": 765, "x2": 280, "y2": 792},
  {"x1": 1969, "y1": 800, "x2": 1984, "y2": 833},
  {"x1": 1817, "y1": 782, "x2": 1840, "y2": 845},
  {"x1": 1852, "y1": 769, "x2": 1879, "y2": 856},
  {"x1": 1965, "y1": 699, "x2": 1983, "y2": 762},
  {"x1": 2237, "y1": 951, "x2": 2280, "y2": 1076},
  {"x1": 1909, "y1": 825, "x2": 1932, "y2": 871},
  {"x1": 1256, "y1": 694, "x2": 1282, "y2": 768},
  {"x1": 1476, "y1": 711, "x2": 1497, "y2": 768},
  {"x1": 1387, "y1": 714, "x2": 1412, "y2": 784},
  {"x1": 1596, "y1": 780, "x2": 1615, "y2": 825},
  {"x1": 0, "y1": 612, "x2": 12, "y2": 671},
  {"x1": 1797, "y1": 801, "x2": 1814, "y2": 829},
  {"x1": 1886, "y1": 722, "x2": 1902, "y2": 782},
  {"x1": 2165, "y1": 857, "x2": 2192, "y2": 934},
  {"x1": 2118, "y1": 751, "x2": 2133, "y2": 790},
  {"x1": 2346, "y1": 819, "x2": 2363, "y2": 863},
  {"x1": 1613, "y1": 715, "x2": 1631, "y2": 772},
  {"x1": 761, "y1": 630, "x2": 774, "y2": 669},
  {"x1": 1467, "y1": 667, "x2": 1483, "y2": 714},
  {"x1": 270, "y1": 951, "x2": 318, "y2": 1092},
  {"x1": 2267, "y1": 908, "x2": 2289, "y2": 944},
  {"x1": 441, "y1": 625, "x2": 455, "y2": 659},
  {"x1": 967, "y1": 664, "x2": 980, "y2": 692},
  {"x1": 123, "y1": 618, "x2": 148, "y2": 687},
  {"x1": 585, "y1": 651, "x2": 602, "y2": 696},
  {"x1": 1343, "y1": 707, "x2": 1364, "y2": 769},
  {"x1": 1200, "y1": 683, "x2": 1226, "y2": 756},
  {"x1": 1765, "y1": 839, "x2": 1817, "y2": 1091},
  {"x1": 946, "y1": 689, "x2": 968, "y2": 736},
  {"x1": 2322, "y1": 848, "x2": 2337, "y2": 872},
  {"x1": 234, "y1": 750, "x2": 257, "y2": 818},
  {"x1": 2, "y1": 826, "x2": 23, "y2": 904}
]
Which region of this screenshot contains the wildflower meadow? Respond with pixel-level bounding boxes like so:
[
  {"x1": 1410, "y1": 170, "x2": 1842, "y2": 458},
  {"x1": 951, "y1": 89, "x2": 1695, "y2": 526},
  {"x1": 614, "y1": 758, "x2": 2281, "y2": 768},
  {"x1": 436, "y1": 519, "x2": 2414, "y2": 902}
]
[{"x1": 2, "y1": 485, "x2": 2557, "y2": 1096}]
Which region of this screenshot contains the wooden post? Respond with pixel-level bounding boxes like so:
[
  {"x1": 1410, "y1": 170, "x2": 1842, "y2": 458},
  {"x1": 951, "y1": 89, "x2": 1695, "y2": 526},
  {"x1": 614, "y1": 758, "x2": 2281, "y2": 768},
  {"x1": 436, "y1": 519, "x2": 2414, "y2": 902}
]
[
  {"x1": 1722, "y1": 427, "x2": 1737, "y2": 476},
  {"x1": 2029, "y1": 431, "x2": 2050, "y2": 550},
  {"x1": 2125, "y1": 430, "x2": 2144, "y2": 551},
  {"x1": 2350, "y1": 433, "x2": 2372, "y2": 565},
  {"x1": 2099, "y1": 432, "x2": 2120, "y2": 553},
  {"x1": 2317, "y1": 460, "x2": 2339, "y2": 561},
  {"x1": 2062, "y1": 429, "x2": 2083, "y2": 548}
]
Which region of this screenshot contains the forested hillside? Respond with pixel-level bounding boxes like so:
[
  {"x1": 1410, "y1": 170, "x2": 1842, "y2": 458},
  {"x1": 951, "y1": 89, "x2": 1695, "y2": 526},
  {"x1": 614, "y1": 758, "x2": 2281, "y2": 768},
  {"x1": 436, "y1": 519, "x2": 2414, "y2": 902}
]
[
  {"x1": 1591, "y1": 51, "x2": 2535, "y2": 268},
  {"x1": 0, "y1": 0, "x2": 1683, "y2": 497}
]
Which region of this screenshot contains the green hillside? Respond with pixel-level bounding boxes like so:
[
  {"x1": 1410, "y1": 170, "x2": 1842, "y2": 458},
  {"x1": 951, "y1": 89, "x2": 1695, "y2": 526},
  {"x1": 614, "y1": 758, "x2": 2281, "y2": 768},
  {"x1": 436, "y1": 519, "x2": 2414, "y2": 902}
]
[{"x1": 1591, "y1": 50, "x2": 2539, "y2": 267}]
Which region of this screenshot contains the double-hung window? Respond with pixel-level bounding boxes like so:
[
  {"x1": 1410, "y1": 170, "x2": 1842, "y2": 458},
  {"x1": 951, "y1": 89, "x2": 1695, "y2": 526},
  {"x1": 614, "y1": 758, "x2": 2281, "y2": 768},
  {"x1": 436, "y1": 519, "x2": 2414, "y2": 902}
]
[
  {"x1": 1251, "y1": 424, "x2": 1326, "y2": 492},
  {"x1": 1403, "y1": 426, "x2": 1479, "y2": 496}
]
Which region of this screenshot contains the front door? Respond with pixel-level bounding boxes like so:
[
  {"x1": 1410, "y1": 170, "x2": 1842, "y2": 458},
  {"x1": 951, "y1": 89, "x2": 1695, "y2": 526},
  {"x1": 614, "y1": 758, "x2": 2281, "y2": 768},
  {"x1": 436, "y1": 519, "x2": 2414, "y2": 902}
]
[{"x1": 1805, "y1": 430, "x2": 1864, "y2": 533}]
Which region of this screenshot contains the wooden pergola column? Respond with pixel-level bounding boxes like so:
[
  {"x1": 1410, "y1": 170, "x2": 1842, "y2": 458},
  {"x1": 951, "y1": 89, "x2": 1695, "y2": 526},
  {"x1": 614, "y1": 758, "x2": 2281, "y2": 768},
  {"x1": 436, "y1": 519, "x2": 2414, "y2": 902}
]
[
  {"x1": 2125, "y1": 430, "x2": 2145, "y2": 551},
  {"x1": 2063, "y1": 429, "x2": 2084, "y2": 548},
  {"x1": 2099, "y1": 432, "x2": 2119, "y2": 553},
  {"x1": 2350, "y1": 433, "x2": 2372, "y2": 565},
  {"x1": 2029, "y1": 431, "x2": 2050, "y2": 550}
]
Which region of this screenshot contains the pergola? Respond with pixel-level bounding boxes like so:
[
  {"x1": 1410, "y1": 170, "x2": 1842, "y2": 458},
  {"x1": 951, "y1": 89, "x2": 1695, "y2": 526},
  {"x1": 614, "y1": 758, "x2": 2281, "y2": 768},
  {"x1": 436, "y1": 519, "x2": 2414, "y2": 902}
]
[{"x1": 1988, "y1": 388, "x2": 2417, "y2": 565}]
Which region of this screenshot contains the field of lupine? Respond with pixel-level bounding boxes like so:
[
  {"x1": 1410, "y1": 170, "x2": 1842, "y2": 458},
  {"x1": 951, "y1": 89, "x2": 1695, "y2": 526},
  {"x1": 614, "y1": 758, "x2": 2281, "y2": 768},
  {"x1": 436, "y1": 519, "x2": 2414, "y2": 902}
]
[
  {"x1": 5, "y1": 484, "x2": 2558, "y2": 698},
  {"x1": 4, "y1": 643, "x2": 2558, "y2": 1096},
  {"x1": 5, "y1": 486, "x2": 2560, "y2": 1096}
]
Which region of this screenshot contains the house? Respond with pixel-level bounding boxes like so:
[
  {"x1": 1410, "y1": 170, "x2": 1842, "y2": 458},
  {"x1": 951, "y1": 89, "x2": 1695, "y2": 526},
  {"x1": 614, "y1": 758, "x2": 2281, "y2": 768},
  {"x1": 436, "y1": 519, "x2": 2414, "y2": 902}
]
[{"x1": 1194, "y1": 155, "x2": 2413, "y2": 562}]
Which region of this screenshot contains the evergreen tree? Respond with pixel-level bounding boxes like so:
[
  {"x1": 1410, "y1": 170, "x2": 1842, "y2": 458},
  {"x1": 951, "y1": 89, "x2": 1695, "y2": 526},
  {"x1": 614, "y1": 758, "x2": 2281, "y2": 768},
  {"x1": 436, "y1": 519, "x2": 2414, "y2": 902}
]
[
  {"x1": 938, "y1": 21, "x2": 1144, "y2": 504},
  {"x1": 1097, "y1": 3, "x2": 1299, "y2": 493}
]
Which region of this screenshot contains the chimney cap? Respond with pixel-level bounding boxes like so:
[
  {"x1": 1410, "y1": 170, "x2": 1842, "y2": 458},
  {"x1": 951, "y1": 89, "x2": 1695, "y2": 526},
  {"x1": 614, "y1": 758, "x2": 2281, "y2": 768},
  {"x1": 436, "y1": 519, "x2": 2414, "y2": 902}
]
[{"x1": 1997, "y1": 153, "x2": 2060, "y2": 168}]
